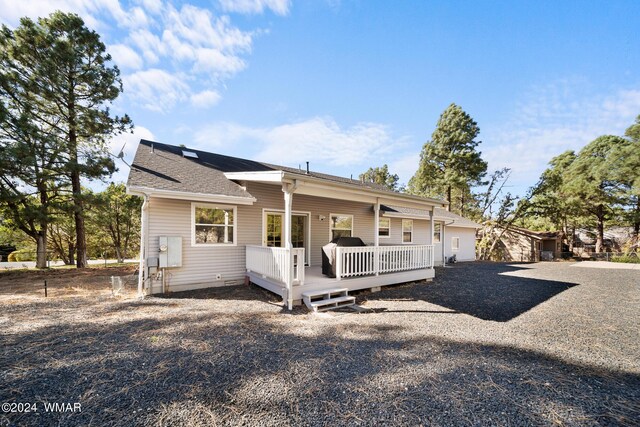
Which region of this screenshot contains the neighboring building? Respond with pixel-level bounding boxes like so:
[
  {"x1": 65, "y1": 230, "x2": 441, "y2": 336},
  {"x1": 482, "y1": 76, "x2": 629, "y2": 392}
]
[
  {"x1": 489, "y1": 226, "x2": 563, "y2": 262},
  {"x1": 573, "y1": 227, "x2": 634, "y2": 254},
  {"x1": 126, "y1": 140, "x2": 480, "y2": 309}
]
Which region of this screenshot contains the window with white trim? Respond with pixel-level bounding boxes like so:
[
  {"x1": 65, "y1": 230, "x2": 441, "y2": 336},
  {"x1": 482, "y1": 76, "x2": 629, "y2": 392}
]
[
  {"x1": 402, "y1": 219, "x2": 413, "y2": 243},
  {"x1": 434, "y1": 223, "x2": 441, "y2": 243},
  {"x1": 378, "y1": 217, "x2": 390, "y2": 238},
  {"x1": 330, "y1": 214, "x2": 353, "y2": 240},
  {"x1": 452, "y1": 236, "x2": 460, "y2": 251},
  {"x1": 193, "y1": 204, "x2": 236, "y2": 245}
]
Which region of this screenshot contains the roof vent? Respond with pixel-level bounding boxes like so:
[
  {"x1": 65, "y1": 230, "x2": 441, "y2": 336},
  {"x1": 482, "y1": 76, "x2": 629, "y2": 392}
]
[{"x1": 182, "y1": 150, "x2": 198, "y2": 159}]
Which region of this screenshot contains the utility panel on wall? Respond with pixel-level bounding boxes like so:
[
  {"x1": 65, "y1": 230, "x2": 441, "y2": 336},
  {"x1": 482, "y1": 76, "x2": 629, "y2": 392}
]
[{"x1": 158, "y1": 236, "x2": 182, "y2": 268}]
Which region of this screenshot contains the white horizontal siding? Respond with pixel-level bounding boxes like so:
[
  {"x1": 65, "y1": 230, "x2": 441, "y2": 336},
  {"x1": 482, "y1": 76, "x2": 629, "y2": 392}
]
[
  {"x1": 381, "y1": 216, "x2": 435, "y2": 246},
  {"x1": 445, "y1": 226, "x2": 477, "y2": 261},
  {"x1": 147, "y1": 197, "x2": 246, "y2": 291},
  {"x1": 145, "y1": 183, "x2": 463, "y2": 292}
]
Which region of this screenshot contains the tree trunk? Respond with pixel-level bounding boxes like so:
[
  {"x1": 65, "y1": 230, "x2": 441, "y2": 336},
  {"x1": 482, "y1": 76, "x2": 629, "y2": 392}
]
[
  {"x1": 68, "y1": 90, "x2": 87, "y2": 269},
  {"x1": 634, "y1": 197, "x2": 640, "y2": 238},
  {"x1": 35, "y1": 231, "x2": 47, "y2": 269},
  {"x1": 68, "y1": 242, "x2": 75, "y2": 265},
  {"x1": 115, "y1": 247, "x2": 123, "y2": 263},
  {"x1": 569, "y1": 226, "x2": 575, "y2": 252},
  {"x1": 72, "y1": 170, "x2": 87, "y2": 268},
  {"x1": 595, "y1": 204, "x2": 604, "y2": 253},
  {"x1": 447, "y1": 185, "x2": 452, "y2": 211}
]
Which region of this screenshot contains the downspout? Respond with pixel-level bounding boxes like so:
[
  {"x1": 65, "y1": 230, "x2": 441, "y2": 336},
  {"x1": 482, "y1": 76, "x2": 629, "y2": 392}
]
[
  {"x1": 283, "y1": 180, "x2": 299, "y2": 310},
  {"x1": 137, "y1": 193, "x2": 150, "y2": 298}
]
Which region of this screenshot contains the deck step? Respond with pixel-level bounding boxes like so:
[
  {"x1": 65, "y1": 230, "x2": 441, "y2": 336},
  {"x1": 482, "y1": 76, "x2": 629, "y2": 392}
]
[
  {"x1": 302, "y1": 288, "x2": 355, "y2": 312},
  {"x1": 302, "y1": 287, "x2": 348, "y2": 299},
  {"x1": 308, "y1": 296, "x2": 356, "y2": 312}
]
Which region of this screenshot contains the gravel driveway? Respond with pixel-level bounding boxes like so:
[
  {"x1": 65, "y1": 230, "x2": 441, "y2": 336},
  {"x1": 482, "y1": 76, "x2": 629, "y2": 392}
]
[{"x1": 1, "y1": 262, "x2": 638, "y2": 426}]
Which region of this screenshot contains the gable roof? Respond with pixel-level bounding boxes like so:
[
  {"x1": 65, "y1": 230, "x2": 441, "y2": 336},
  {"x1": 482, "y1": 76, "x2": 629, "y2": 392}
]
[
  {"x1": 380, "y1": 205, "x2": 482, "y2": 228},
  {"x1": 127, "y1": 140, "x2": 256, "y2": 202},
  {"x1": 433, "y1": 208, "x2": 483, "y2": 228},
  {"x1": 504, "y1": 226, "x2": 562, "y2": 240},
  {"x1": 127, "y1": 140, "x2": 447, "y2": 207}
]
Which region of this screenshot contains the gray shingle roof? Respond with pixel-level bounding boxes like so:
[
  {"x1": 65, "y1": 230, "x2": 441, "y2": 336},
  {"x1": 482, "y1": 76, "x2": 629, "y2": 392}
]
[
  {"x1": 381, "y1": 204, "x2": 431, "y2": 218},
  {"x1": 380, "y1": 205, "x2": 481, "y2": 228},
  {"x1": 127, "y1": 139, "x2": 418, "y2": 198},
  {"x1": 433, "y1": 208, "x2": 482, "y2": 228},
  {"x1": 127, "y1": 140, "x2": 254, "y2": 199}
]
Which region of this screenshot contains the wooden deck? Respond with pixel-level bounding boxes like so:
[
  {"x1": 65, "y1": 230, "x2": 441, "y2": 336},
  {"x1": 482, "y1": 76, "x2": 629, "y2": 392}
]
[{"x1": 247, "y1": 266, "x2": 435, "y2": 304}]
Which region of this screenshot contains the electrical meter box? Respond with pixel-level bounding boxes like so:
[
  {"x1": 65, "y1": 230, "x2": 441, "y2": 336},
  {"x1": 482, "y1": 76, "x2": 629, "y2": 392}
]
[{"x1": 158, "y1": 236, "x2": 182, "y2": 268}]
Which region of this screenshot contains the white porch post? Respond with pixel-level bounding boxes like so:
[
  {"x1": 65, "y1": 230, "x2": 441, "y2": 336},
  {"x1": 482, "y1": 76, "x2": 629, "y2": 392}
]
[
  {"x1": 430, "y1": 207, "x2": 435, "y2": 268},
  {"x1": 374, "y1": 200, "x2": 380, "y2": 275},
  {"x1": 283, "y1": 181, "x2": 297, "y2": 310}
]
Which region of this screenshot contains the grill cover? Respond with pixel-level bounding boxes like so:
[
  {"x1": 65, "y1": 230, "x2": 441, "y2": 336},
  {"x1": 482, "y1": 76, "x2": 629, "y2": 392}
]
[{"x1": 322, "y1": 237, "x2": 367, "y2": 278}]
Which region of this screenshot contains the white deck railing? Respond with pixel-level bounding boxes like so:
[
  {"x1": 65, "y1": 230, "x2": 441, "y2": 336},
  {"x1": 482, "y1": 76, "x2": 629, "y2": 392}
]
[
  {"x1": 246, "y1": 245, "x2": 305, "y2": 285},
  {"x1": 336, "y1": 245, "x2": 434, "y2": 279}
]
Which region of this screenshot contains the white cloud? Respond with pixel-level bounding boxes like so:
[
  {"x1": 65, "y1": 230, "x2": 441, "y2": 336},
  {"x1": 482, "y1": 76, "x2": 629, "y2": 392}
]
[
  {"x1": 193, "y1": 48, "x2": 246, "y2": 75},
  {"x1": 124, "y1": 69, "x2": 189, "y2": 112},
  {"x1": 389, "y1": 153, "x2": 419, "y2": 186},
  {"x1": 138, "y1": 0, "x2": 163, "y2": 15},
  {"x1": 108, "y1": 43, "x2": 143, "y2": 70},
  {"x1": 0, "y1": 0, "x2": 103, "y2": 28},
  {"x1": 190, "y1": 90, "x2": 222, "y2": 108},
  {"x1": 129, "y1": 29, "x2": 165, "y2": 64},
  {"x1": 165, "y1": 7, "x2": 251, "y2": 51},
  {"x1": 218, "y1": 0, "x2": 290, "y2": 16},
  {"x1": 258, "y1": 118, "x2": 395, "y2": 167},
  {"x1": 194, "y1": 121, "x2": 261, "y2": 147},
  {"x1": 124, "y1": 4, "x2": 254, "y2": 108},
  {"x1": 0, "y1": 0, "x2": 150, "y2": 31},
  {"x1": 192, "y1": 117, "x2": 408, "y2": 170},
  {"x1": 483, "y1": 81, "x2": 640, "y2": 190},
  {"x1": 0, "y1": 0, "x2": 272, "y2": 112}
]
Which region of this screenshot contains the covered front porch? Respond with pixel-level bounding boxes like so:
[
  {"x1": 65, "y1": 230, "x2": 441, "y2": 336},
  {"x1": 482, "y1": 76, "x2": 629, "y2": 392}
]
[
  {"x1": 245, "y1": 244, "x2": 435, "y2": 305},
  {"x1": 225, "y1": 171, "x2": 445, "y2": 309}
]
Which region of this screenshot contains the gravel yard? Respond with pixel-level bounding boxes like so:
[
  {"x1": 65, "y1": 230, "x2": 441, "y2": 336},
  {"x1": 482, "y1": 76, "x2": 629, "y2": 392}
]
[{"x1": 1, "y1": 262, "x2": 638, "y2": 426}]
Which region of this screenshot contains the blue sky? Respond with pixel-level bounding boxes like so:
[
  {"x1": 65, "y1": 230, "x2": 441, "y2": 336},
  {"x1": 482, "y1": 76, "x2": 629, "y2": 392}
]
[{"x1": 1, "y1": 0, "x2": 638, "y2": 196}]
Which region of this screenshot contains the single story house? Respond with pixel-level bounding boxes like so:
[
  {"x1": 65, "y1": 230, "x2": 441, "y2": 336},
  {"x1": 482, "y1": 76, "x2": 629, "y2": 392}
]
[{"x1": 126, "y1": 140, "x2": 480, "y2": 309}]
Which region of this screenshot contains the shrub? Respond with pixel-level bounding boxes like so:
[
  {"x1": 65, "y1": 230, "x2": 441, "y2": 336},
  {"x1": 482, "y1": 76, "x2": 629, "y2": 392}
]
[
  {"x1": 611, "y1": 255, "x2": 640, "y2": 264},
  {"x1": 7, "y1": 250, "x2": 36, "y2": 262}
]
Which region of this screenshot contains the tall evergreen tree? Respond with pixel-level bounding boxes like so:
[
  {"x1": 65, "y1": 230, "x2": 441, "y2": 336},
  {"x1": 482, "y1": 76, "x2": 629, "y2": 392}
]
[
  {"x1": 0, "y1": 22, "x2": 67, "y2": 268},
  {"x1": 527, "y1": 151, "x2": 582, "y2": 249},
  {"x1": 359, "y1": 165, "x2": 400, "y2": 191},
  {"x1": 618, "y1": 115, "x2": 640, "y2": 239},
  {"x1": 565, "y1": 135, "x2": 630, "y2": 252},
  {"x1": 0, "y1": 12, "x2": 132, "y2": 268},
  {"x1": 625, "y1": 114, "x2": 640, "y2": 143},
  {"x1": 408, "y1": 103, "x2": 487, "y2": 216},
  {"x1": 91, "y1": 183, "x2": 142, "y2": 263}
]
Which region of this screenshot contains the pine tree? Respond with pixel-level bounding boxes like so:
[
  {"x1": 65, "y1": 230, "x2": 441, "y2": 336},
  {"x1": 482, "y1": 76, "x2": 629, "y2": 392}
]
[
  {"x1": 0, "y1": 12, "x2": 132, "y2": 268},
  {"x1": 359, "y1": 165, "x2": 400, "y2": 191},
  {"x1": 564, "y1": 136, "x2": 630, "y2": 252},
  {"x1": 408, "y1": 103, "x2": 487, "y2": 215}
]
